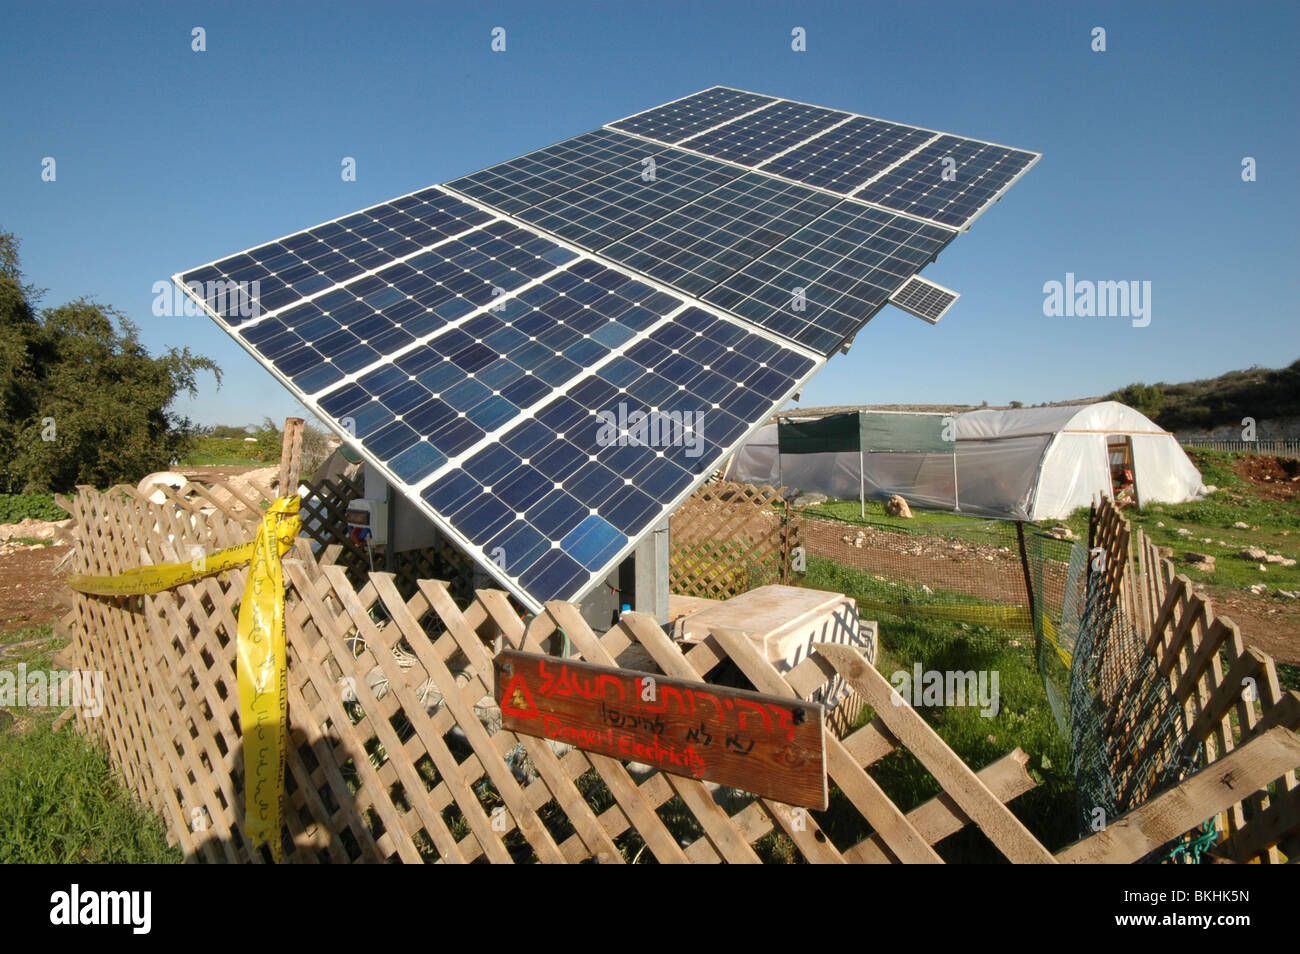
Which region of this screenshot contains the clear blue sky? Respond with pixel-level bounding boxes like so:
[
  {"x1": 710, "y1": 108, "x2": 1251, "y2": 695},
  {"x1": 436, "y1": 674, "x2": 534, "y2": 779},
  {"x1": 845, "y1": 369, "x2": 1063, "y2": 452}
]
[{"x1": 2, "y1": 0, "x2": 1296, "y2": 428}]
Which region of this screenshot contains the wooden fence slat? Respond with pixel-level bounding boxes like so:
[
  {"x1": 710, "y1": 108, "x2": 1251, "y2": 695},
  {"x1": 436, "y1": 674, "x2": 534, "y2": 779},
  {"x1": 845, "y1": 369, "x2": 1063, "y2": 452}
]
[
  {"x1": 616, "y1": 612, "x2": 846, "y2": 864},
  {"x1": 815, "y1": 642, "x2": 1056, "y2": 864},
  {"x1": 1057, "y1": 727, "x2": 1300, "y2": 864},
  {"x1": 543, "y1": 601, "x2": 763, "y2": 865},
  {"x1": 844, "y1": 749, "x2": 1039, "y2": 864},
  {"x1": 706, "y1": 626, "x2": 944, "y2": 863}
]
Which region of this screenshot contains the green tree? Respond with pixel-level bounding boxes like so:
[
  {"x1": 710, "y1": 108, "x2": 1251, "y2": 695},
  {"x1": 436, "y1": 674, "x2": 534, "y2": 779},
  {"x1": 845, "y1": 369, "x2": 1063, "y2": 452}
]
[
  {"x1": 1110, "y1": 382, "x2": 1164, "y2": 420},
  {"x1": 0, "y1": 230, "x2": 221, "y2": 493}
]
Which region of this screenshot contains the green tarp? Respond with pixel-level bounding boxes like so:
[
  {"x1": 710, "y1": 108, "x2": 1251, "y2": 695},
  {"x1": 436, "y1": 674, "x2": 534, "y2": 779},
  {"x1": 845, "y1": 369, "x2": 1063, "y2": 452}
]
[
  {"x1": 858, "y1": 411, "x2": 952, "y2": 453},
  {"x1": 776, "y1": 411, "x2": 951, "y2": 455},
  {"x1": 777, "y1": 412, "x2": 860, "y2": 454}
]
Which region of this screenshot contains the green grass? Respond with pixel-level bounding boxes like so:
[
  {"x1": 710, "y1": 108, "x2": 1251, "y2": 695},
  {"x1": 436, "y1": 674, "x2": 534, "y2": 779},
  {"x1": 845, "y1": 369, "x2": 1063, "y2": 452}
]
[
  {"x1": 802, "y1": 556, "x2": 1076, "y2": 859},
  {"x1": 0, "y1": 493, "x2": 66, "y2": 524},
  {"x1": 176, "y1": 434, "x2": 279, "y2": 467},
  {"x1": 804, "y1": 497, "x2": 1001, "y2": 533},
  {"x1": 0, "y1": 624, "x2": 181, "y2": 863}
]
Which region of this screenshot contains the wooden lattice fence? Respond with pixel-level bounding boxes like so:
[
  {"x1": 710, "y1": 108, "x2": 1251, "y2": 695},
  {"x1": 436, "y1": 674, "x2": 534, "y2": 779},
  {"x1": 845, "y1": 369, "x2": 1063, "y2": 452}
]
[
  {"x1": 299, "y1": 470, "x2": 476, "y2": 604},
  {"x1": 669, "y1": 481, "x2": 800, "y2": 600},
  {"x1": 53, "y1": 477, "x2": 1300, "y2": 863},
  {"x1": 1081, "y1": 498, "x2": 1300, "y2": 862}
]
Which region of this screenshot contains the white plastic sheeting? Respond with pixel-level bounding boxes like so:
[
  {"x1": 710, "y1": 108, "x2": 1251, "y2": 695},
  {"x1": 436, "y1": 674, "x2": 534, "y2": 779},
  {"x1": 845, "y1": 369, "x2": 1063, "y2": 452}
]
[{"x1": 723, "y1": 401, "x2": 1205, "y2": 520}]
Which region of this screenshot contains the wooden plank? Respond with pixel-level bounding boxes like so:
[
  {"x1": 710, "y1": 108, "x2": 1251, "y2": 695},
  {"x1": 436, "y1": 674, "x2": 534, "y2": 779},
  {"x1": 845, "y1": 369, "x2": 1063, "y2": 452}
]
[
  {"x1": 1057, "y1": 726, "x2": 1300, "y2": 863},
  {"x1": 476, "y1": 590, "x2": 692, "y2": 864},
  {"x1": 495, "y1": 649, "x2": 827, "y2": 809},
  {"x1": 707, "y1": 626, "x2": 943, "y2": 863},
  {"x1": 615, "y1": 611, "x2": 845, "y2": 864},
  {"x1": 544, "y1": 600, "x2": 762, "y2": 864},
  {"x1": 815, "y1": 642, "x2": 1056, "y2": 864},
  {"x1": 413, "y1": 580, "x2": 625, "y2": 864},
  {"x1": 278, "y1": 417, "x2": 305, "y2": 494},
  {"x1": 844, "y1": 749, "x2": 1039, "y2": 863}
]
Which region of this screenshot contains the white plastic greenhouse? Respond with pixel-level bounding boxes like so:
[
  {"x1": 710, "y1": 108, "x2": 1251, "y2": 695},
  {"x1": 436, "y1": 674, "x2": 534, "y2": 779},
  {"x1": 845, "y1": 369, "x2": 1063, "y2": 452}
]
[{"x1": 723, "y1": 401, "x2": 1207, "y2": 521}]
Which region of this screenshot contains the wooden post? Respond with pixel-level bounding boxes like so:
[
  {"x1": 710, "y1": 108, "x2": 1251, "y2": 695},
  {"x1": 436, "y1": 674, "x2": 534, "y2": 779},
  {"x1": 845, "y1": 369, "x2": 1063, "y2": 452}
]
[{"x1": 278, "y1": 417, "x2": 305, "y2": 497}]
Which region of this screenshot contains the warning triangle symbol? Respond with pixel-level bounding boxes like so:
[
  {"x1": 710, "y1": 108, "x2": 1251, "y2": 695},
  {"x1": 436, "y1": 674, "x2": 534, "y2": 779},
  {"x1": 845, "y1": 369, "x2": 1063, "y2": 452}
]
[{"x1": 500, "y1": 673, "x2": 540, "y2": 720}]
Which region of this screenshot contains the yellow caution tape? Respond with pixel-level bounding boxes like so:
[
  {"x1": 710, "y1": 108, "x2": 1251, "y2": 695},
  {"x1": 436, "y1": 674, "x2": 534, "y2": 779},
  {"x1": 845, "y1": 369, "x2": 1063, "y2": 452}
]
[
  {"x1": 68, "y1": 496, "x2": 301, "y2": 862},
  {"x1": 1040, "y1": 615, "x2": 1073, "y2": 668},
  {"x1": 855, "y1": 599, "x2": 1034, "y2": 631}
]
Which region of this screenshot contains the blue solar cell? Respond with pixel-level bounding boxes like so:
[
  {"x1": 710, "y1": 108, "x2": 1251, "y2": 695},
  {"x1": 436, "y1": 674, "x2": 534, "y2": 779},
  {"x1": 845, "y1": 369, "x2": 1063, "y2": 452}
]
[
  {"x1": 562, "y1": 514, "x2": 627, "y2": 570},
  {"x1": 519, "y1": 550, "x2": 587, "y2": 604}
]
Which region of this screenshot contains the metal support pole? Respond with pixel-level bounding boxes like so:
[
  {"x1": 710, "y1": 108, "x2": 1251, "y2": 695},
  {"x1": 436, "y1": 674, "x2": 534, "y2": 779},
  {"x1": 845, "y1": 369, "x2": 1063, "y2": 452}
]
[{"x1": 859, "y1": 448, "x2": 866, "y2": 518}]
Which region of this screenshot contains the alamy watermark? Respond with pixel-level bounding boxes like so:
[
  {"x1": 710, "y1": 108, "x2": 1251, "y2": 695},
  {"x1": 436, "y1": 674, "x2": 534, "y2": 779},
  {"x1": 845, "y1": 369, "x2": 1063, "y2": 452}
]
[
  {"x1": 889, "y1": 664, "x2": 1000, "y2": 717},
  {"x1": 595, "y1": 402, "x2": 704, "y2": 458},
  {"x1": 153, "y1": 279, "x2": 261, "y2": 319},
  {"x1": 1042, "y1": 272, "x2": 1150, "y2": 327},
  {"x1": 0, "y1": 665, "x2": 104, "y2": 717}
]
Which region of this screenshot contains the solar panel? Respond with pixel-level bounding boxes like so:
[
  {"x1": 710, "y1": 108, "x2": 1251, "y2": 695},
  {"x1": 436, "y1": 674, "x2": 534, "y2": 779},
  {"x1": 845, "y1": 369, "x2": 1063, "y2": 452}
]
[
  {"x1": 679, "y1": 100, "x2": 849, "y2": 166},
  {"x1": 759, "y1": 116, "x2": 935, "y2": 194},
  {"x1": 854, "y1": 134, "x2": 1038, "y2": 229},
  {"x1": 610, "y1": 87, "x2": 1039, "y2": 231},
  {"x1": 889, "y1": 275, "x2": 961, "y2": 324},
  {"x1": 177, "y1": 86, "x2": 1037, "y2": 611},
  {"x1": 702, "y1": 204, "x2": 955, "y2": 353},
  {"x1": 178, "y1": 190, "x2": 818, "y2": 607},
  {"x1": 608, "y1": 86, "x2": 776, "y2": 144}
]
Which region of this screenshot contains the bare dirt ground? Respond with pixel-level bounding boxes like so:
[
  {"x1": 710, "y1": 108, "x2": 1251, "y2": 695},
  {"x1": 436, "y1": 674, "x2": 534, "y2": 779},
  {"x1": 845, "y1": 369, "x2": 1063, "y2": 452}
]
[
  {"x1": 1206, "y1": 590, "x2": 1300, "y2": 665},
  {"x1": 0, "y1": 543, "x2": 70, "y2": 634},
  {"x1": 1232, "y1": 454, "x2": 1300, "y2": 502}
]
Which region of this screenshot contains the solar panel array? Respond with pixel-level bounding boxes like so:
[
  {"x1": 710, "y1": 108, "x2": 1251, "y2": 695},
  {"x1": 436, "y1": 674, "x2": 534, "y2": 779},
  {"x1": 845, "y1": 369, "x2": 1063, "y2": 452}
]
[
  {"x1": 178, "y1": 86, "x2": 1037, "y2": 611},
  {"x1": 450, "y1": 137, "x2": 958, "y2": 355},
  {"x1": 889, "y1": 275, "x2": 961, "y2": 325},
  {"x1": 609, "y1": 87, "x2": 1039, "y2": 231}
]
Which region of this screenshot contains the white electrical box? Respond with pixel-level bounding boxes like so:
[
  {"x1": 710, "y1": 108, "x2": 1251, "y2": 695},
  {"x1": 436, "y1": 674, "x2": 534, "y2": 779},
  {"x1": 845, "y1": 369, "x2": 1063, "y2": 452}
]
[{"x1": 345, "y1": 498, "x2": 388, "y2": 547}]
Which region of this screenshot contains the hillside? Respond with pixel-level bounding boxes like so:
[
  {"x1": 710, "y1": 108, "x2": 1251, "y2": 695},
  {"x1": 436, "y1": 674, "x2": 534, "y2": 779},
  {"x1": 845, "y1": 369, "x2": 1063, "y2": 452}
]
[
  {"x1": 781, "y1": 359, "x2": 1300, "y2": 431},
  {"x1": 1107, "y1": 359, "x2": 1300, "y2": 431}
]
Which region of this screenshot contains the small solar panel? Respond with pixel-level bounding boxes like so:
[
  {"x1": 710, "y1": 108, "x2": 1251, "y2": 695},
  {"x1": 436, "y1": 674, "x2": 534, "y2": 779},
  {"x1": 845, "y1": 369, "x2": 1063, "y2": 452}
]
[
  {"x1": 889, "y1": 275, "x2": 960, "y2": 324},
  {"x1": 179, "y1": 86, "x2": 1037, "y2": 611}
]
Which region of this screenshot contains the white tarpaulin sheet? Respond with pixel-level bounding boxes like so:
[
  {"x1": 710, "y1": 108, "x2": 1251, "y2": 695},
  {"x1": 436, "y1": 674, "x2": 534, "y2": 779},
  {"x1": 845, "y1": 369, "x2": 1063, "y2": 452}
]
[{"x1": 723, "y1": 402, "x2": 1205, "y2": 520}]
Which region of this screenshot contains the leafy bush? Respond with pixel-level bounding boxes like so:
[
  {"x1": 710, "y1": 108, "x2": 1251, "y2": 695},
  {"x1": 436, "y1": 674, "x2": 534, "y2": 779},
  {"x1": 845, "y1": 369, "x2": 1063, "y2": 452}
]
[{"x1": 0, "y1": 492, "x2": 65, "y2": 524}]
